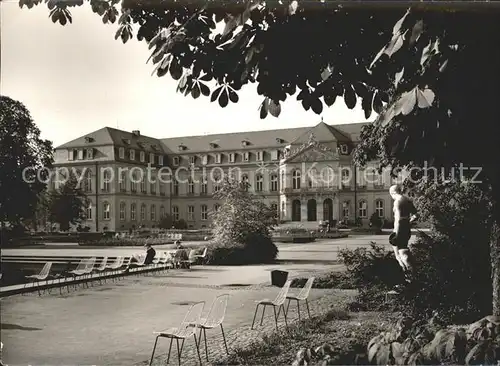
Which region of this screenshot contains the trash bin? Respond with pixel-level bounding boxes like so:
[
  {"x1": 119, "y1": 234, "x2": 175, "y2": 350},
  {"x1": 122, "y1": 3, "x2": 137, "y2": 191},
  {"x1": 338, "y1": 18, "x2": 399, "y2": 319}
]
[{"x1": 270, "y1": 270, "x2": 289, "y2": 287}]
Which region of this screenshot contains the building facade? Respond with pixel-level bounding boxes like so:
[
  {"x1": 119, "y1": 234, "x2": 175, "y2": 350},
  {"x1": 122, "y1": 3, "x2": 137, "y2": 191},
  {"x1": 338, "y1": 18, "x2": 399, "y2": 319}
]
[{"x1": 52, "y1": 121, "x2": 398, "y2": 232}]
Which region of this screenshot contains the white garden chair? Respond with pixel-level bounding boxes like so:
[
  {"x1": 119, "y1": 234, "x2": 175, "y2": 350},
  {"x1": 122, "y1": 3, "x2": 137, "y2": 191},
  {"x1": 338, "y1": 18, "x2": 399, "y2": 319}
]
[
  {"x1": 149, "y1": 301, "x2": 204, "y2": 366},
  {"x1": 279, "y1": 277, "x2": 315, "y2": 320},
  {"x1": 251, "y1": 280, "x2": 291, "y2": 331},
  {"x1": 25, "y1": 262, "x2": 52, "y2": 296},
  {"x1": 190, "y1": 294, "x2": 230, "y2": 361},
  {"x1": 93, "y1": 257, "x2": 108, "y2": 284}
]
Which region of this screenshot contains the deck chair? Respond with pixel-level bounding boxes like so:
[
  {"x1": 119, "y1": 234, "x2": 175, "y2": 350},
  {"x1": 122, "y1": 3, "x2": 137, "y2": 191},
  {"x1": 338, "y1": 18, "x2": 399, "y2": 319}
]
[
  {"x1": 279, "y1": 277, "x2": 315, "y2": 320},
  {"x1": 82, "y1": 257, "x2": 97, "y2": 287},
  {"x1": 251, "y1": 280, "x2": 291, "y2": 331},
  {"x1": 149, "y1": 301, "x2": 204, "y2": 366},
  {"x1": 25, "y1": 262, "x2": 52, "y2": 296},
  {"x1": 93, "y1": 257, "x2": 108, "y2": 284},
  {"x1": 191, "y1": 294, "x2": 230, "y2": 361},
  {"x1": 193, "y1": 248, "x2": 208, "y2": 264},
  {"x1": 66, "y1": 258, "x2": 90, "y2": 290},
  {"x1": 105, "y1": 256, "x2": 123, "y2": 280}
]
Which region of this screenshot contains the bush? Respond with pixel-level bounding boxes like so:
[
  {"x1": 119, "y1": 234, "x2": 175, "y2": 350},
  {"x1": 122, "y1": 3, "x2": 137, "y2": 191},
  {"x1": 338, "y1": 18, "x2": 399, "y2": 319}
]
[
  {"x1": 291, "y1": 271, "x2": 355, "y2": 289},
  {"x1": 369, "y1": 213, "x2": 382, "y2": 229}
]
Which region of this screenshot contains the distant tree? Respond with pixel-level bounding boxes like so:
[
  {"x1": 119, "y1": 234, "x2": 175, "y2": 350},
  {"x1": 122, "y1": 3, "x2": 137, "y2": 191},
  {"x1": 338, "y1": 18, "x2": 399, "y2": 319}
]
[
  {"x1": 0, "y1": 96, "x2": 53, "y2": 232},
  {"x1": 48, "y1": 172, "x2": 89, "y2": 231},
  {"x1": 158, "y1": 214, "x2": 174, "y2": 229},
  {"x1": 369, "y1": 212, "x2": 382, "y2": 230},
  {"x1": 173, "y1": 219, "x2": 188, "y2": 230}
]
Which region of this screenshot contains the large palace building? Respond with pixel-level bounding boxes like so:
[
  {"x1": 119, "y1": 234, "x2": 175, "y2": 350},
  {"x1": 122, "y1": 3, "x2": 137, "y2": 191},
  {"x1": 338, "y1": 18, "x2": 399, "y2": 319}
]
[{"x1": 53, "y1": 121, "x2": 398, "y2": 232}]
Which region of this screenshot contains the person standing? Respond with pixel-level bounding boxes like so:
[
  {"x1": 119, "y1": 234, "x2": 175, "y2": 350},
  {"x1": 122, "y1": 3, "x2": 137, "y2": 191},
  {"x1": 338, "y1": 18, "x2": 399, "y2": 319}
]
[{"x1": 389, "y1": 184, "x2": 418, "y2": 277}]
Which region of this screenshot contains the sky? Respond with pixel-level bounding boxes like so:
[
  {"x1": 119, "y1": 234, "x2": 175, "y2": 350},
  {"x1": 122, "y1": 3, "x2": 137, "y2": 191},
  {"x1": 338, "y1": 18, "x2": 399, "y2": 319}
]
[{"x1": 1, "y1": 2, "x2": 370, "y2": 148}]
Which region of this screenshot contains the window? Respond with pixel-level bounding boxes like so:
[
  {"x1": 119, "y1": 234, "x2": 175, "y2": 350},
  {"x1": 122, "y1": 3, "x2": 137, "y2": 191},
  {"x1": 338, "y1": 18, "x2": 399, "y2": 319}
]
[
  {"x1": 160, "y1": 205, "x2": 165, "y2": 218},
  {"x1": 150, "y1": 153, "x2": 155, "y2": 164},
  {"x1": 172, "y1": 206, "x2": 179, "y2": 221},
  {"x1": 341, "y1": 168, "x2": 350, "y2": 184},
  {"x1": 271, "y1": 150, "x2": 279, "y2": 161},
  {"x1": 173, "y1": 180, "x2": 179, "y2": 196},
  {"x1": 229, "y1": 153, "x2": 235, "y2": 163},
  {"x1": 323, "y1": 168, "x2": 334, "y2": 188},
  {"x1": 68, "y1": 150, "x2": 75, "y2": 161},
  {"x1": 151, "y1": 205, "x2": 156, "y2": 221},
  {"x1": 188, "y1": 178, "x2": 195, "y2": 194},
  {"x1": 120, "y1": 202, "x2": 126, "y2": 221},
  {"x1": 308, "y1": 168, "x2": 317, "y2": 188},
  {"x1": 103, "y1": 202, "x2": 110, "y2": 220},
  {"x1": 242, "y1": 174, "x2": 249, "y2": 190},
  {"x1": 160, "y1": 182, "x2": 166, "y2": 196},
  {"x1": 256, "y1": 174, "x2": 263, "y2": 192},
  {"x1": 78, "y1": 149, "x2": 84, "y2": 160},
  {"x1": 173, "y1": 156, "x2": 180, "y2": 166},
  {"x1": 202, "y1": 155, "x2": 208, "y2": 165},
  {"x1": 215, "y1": 154, "x2": 221, "y2": 164},
  {"x1": 102, "y1": 170, "x2": 111, "y2": 192},
  {"x1": 158, "y1": 155, "x2": 164, "y2": 165},
  {"x1": 131, "y1": 171, "x2": 138, "y2": 192},
  {"x1": 375, "y1": 199, "x2": 385, "y2": 218},
  {"x1": 86, "y1": 203, "x2": 92, "y2": 220},
  {"x1": 271, "y1": 202, "x2": 278, "y2": 214},
  {"x1": 84, "y1": 170, "x2": 92, "y2": 192},
  {"x1": 150, "y1": 179, "x2": 156, "y2": 194},
  {"x1": 140, "y1": 174, "x2": 147, "y2": 193},
  {"x1": 131, "y1": 203, "x2": 136, "y2": 221},
  {"x1": 270, "y1": 174, "x2": 278, "y2": 191},
  {"x1": 358, "y1": 200, "x2": 367, "y2": 218},
  {"x1": 201, "y1": 176, "x2": 208, "y2": 194},
  {"x1": 201, "y1": 205, "x2": 208, "y2": 220},
  {"x1": 119, "y1": 147, "x2": 125, "y2": 159},
  {"x1": 190, "y1": 156, "x2": 196, "y2": 165},
  {"x1": 213, "y1": 174, "x2": 221, "y2": 193},
  {"x1": 256, "y1": 151, "x2": 263, "y2": 161},
  {"x1": 214, "y1": 204, "x2": 220, "y2": 212},
  {"x1": 187, "y1": 205, "x2": 195, "y2": 221},
  {"x1": 292, "y1": 170, "x2": 301, "y2": 189},
  {"x1": 130, "y1": 150, "x2": 135, "y2": 160},
  {"x1": 140, "y1": 151, "x2": 145, "y2": 162},
  {"x1": 243, "y1": 152, "x2": 250, "y2": 162},
  {"x1": 119, "y1": 170, "x2": 127, "y2": 192},
  {"x1": 140, "y1": 204, "x2": 146, "y2": 221},
  {"x1": 342, "y1": 201, "x2": 350, "y2": 218},
  {"x1": 87, "y1": 148, "x2": 94, "y2": 159},
  {"x1": 340, "y1": 144, "x2": 349, "y2": 154}
]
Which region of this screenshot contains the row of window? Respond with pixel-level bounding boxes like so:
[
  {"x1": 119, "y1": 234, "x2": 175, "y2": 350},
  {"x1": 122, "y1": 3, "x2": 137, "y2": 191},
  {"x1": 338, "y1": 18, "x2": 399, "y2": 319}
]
[
  {"x1": 117, "y1": 147, "x2": 164, "y2": 165},
  {"x1": 341, "y1": 199, "x2": 386, "y2": 218},
  {"x1": 172, "y1": 150, "x2": 281, "y2": 166},
  {"x1": 68, "y1": 148, "x2": 94, "y2": 161}
]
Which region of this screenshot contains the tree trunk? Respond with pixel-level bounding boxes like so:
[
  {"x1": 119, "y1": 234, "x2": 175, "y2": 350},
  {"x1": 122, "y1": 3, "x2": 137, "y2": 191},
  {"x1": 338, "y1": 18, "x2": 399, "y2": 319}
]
[{"x1": 491, "y1": 220, "x2": 500, "y2": 316}]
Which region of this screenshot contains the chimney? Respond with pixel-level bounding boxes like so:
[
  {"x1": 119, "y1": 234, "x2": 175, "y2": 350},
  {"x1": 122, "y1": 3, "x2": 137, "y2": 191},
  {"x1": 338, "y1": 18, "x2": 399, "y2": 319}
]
[{"x1": 132, "y1": 130, "x2": 140, "y2": 136}]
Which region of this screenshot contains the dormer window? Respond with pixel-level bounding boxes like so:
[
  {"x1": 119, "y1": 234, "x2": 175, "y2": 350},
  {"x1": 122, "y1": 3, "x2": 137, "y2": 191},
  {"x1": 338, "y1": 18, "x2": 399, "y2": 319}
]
[
  {"x1": 85, "y1": 137, "x2": 94, "y2": 143},
  {"x1": 243, "y1": 152, "x2": 250, "y2": 162},
  {"x1": 87, "y1": 148, "x2": 94, "y2": 159},
  {"x1": 209, "y1": 142, "x2": 219, "y2": 149},
  {"x1": 241, "y1": 140, "x2": 250, "y2": 147},
  {"x1": 276, "y1": 138, "x2": 283, "y2": 144},
  {"x1": 130, "y1": 150, "x2": 135, "y2": 160},
  {"x1": 215, "y1": 153, "x2": 221, "y2": 164},
  {"x1": 340, "y1": 144, "x2": 349, "y2": 155},
  {"x1": 119, "y1": 147, "x2": 125, "y2": 159},
  {"x1": 229, "y1": 153, "x2": 235, "y2": 163},
  {"x1": 151, "y1": 144, "x2": 158, "y2": 151},
  {"x1": 140, "y1": 151, "x2": 145, "y2": 162},
  {"x1": 122, "y1": 138, "x2": 131, "y2": 145},
  {"x1": 137, "y1": 142, "x2": 145, "y2": 149},
  {"x1": 173, "y1": 156, "x2": 180, "y2": 166},
  {"x1": 178, "y1": 144, "x2": 187, "y2": 151},
  {"x1": 77, "y1": 149, "x2": 84, "y2": 160},
  {"x1": 189, "y1": 156, "x2": 196, "y2": 165},
  {"x1": 202, "y1": 155, "x2": 208, "y2": 165},
  {"x1": 256, "y1": 151, "x2": 264, "y2": 161}
]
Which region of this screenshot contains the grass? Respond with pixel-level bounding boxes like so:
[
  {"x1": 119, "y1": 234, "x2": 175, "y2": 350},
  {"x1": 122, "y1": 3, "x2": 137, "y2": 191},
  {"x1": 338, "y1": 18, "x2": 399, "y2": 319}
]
[
  {"x1": 212, "y1": 308, "x2": 397, "y2": 365},
  {"x1": 290, "y1": 271, "x2": 356, "y2": 289}
]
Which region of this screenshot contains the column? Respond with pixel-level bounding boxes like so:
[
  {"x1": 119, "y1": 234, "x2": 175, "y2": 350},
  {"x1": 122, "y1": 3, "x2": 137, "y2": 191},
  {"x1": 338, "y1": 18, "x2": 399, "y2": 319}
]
[
  {"x1": 333, "y1": 197, "x2": 340, "y2": 221},
  {"x1": 317, "y1": 197, "x2": 324, "y2": 222},
  {"x1": 300, "y1": 197, "x2": 308, "y2": 222}
]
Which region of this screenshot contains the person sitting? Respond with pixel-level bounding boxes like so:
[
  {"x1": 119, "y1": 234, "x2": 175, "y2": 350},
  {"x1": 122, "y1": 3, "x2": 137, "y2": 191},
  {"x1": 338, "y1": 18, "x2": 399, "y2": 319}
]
[
  {"x1": 173, "y1": 240, "x2": 188, "y2": 268},
  {"x1": 125, "y1": 244, "x2": 156, "y2": 272}
]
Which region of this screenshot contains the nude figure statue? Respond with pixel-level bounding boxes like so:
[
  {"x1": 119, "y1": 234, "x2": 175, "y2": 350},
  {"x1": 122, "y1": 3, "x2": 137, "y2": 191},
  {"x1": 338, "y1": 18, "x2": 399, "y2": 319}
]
[{"x1": 389, "y1": 184, "x2": 418, "y2": 278}]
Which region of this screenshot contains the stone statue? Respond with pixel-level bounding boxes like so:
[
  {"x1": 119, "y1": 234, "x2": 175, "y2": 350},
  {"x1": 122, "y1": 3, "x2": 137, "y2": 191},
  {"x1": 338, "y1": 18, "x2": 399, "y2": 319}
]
[{"x1": 389, "y1": 184, "x2": 418, "y2": 281}]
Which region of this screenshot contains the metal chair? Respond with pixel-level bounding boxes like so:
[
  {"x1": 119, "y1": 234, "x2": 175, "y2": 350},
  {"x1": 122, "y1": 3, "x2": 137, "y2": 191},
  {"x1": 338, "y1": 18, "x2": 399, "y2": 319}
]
[
  {"x1": 193, "y1": 248, "x2": 208, "y2": 264},
  {"x1": 25, "y1": 262, "x2": 52, "y2": 296},
  {"x1": 149, "y1": 301, "x2": 204, "y2": 365},
  {"x1": 251, "y1": 280, "x2": 291, "y2": 331},
  {"x1": 82, "y1": 257, "x2": 97, "y2": 287},
  {"x1": 191, "y1": 294, "x2": 230, "y2": 361},
  {"x1": 280, "y1": 277, "x2": 315, "y2": 320},
  {"x1": 105, "y1": 256, "x2": 123, "y2": 281},
  {"x1": 93, "y1": 257, "x2": 108, "y2": 284}
]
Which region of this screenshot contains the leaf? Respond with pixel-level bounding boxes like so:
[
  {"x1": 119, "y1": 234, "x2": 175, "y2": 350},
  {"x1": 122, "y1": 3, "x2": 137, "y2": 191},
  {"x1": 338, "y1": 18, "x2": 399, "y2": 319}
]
[
  {"x1": 343, "y1": 84, "x2": 357, "y2": 109},
  {"x1": 199, "y1": 82, "x2": 210, "y2": 96},
  {"x1": 302, "y1": 99, "x2": 310, "y2": 111},
  {"x1": 228, "y1": 89, "x2": 239, "y2": 103},
  {"x1": 289, "y1": 0, "x2": 299, "y2": 15},
  {"x1": 211, "y1": 86, "x2": 222, "y2": 102},
  {"x1": 321, "y1": 65, "x2": 332, "y2": 81},
  {"x1": 394, "y1": 67, "x2": 404, "y2": 88},
  {"x1": 324, "y1": 93, "x2": 337, "y2": 107},
  {"x1": 416, "y1": 88, "x2": 435, "y2": 108},
  {"x1": 409, "y1": 20, "x2": 424, "y2": 45},
  {"x1": 399, "y1": 89, "x2": 417, "y2": 115},
  {"x1": 393, "y1": 8, "x2": 410, "y2": 35},
  {"x1": 384, "y1": 31, "x2": 406, "y2": 57},
  {"x1": 420, "y1": 40, "x2": 433, "y2": 66},
  {"x1": 169, "y1": 58, "x2": 183, "y2": 80},
  {"x1": 268, "y1": 99, "x2": 281, "y2": 117},
  {"x1": 310, "y1": 98, "x2": 323, "y2": 114},
  {"x1": 439, "y1": 59, "x2": 448, "y2": 73},
  {"x1": 191, "y1": 84, "x2": 201, "y2": 99},
  {"x1": 362, "y1": 91, "x2": 373, "y2": 119},
  {"x1": 218, "y1": 90, "x2": 229, "y2": 108},
  {"x1": 259, "y1": 99, "x2": 269, "y2": 119}
]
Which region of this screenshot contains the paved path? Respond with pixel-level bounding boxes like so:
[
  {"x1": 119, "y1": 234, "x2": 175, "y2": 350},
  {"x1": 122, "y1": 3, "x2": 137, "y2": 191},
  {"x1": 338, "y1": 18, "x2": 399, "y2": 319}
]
[{"x1": 0, "y1": 235, "x2": 409, "y2": 365}]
